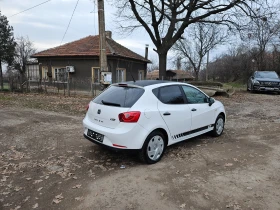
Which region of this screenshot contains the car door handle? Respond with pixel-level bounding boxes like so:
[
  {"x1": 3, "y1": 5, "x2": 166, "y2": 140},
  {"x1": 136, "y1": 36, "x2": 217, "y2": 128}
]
[
  {"x1": 191, "y1": 108, "x2": 197, "y2": 111},
  {"x1": 163, "y1": 112, "x2": 171, "y2": 116}
]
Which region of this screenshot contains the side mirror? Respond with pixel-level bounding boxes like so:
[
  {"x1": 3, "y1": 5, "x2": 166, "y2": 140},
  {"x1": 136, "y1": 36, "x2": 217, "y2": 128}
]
[
  {"x1": 251, "y1": 76, "x2": 254, "y2": 80},
  {"x1": 208, "y1": 97, "x2": 215, "y2": 106}
]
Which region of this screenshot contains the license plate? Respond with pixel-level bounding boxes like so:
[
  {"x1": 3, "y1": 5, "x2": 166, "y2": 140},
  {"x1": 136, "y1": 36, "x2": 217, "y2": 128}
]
[
  {"x1": 87, "y1": 129, "x2": 104, "y2": 142},
  {"x1": 265, "y1": 87, "x2": 274, "y2": 91}
]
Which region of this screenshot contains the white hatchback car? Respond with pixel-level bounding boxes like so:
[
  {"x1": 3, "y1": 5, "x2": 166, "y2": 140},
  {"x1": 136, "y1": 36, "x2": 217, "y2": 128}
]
[{"x1": 83, "y1": 80, "x2": 226, "y2": 164}]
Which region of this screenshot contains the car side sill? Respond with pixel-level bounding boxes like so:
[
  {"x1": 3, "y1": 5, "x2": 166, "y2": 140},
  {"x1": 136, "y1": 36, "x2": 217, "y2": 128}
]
[{"x1": 168, "y1": 126, "x2": 214, "y2": 146}]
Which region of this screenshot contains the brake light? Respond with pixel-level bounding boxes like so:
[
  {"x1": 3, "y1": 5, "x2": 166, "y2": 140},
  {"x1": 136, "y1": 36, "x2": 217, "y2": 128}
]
[
  {"x1": 86, "y1": 103, "x2": 90, "y2": 111},
  {"x1": 118, "y1": 111, "x2": 141, "y2": 123}
]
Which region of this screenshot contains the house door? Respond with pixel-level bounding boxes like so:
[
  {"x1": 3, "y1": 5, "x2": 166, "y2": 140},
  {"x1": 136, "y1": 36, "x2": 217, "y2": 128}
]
[
  {"x1": 92, "y1": 68, "x2": 100, "y2": 83},
  {"x1": 138, "y1": 70, "x2": 145, "y2": 80},
  {"x1": 116, "y1": 69, "x2": 126, "y2": 82}
]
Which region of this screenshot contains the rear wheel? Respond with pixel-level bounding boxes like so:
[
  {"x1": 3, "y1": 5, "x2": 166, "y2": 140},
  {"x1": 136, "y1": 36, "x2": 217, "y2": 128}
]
[
  {"x1": 139, "y1": 130, "x2": 166, "y2": 164},
  {"x1": 211, "y1": 115, "x2": 225, "y2": 137}
]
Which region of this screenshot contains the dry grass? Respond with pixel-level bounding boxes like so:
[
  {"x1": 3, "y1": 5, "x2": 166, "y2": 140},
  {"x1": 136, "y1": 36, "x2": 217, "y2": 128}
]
[{"x1": 0, "y1": 92, "x2": 93, "y2": 115}]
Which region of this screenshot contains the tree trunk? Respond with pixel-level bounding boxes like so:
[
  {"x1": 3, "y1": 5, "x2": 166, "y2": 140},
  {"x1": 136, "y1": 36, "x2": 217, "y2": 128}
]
[
  {"x1": 195, "y1": 72, "x2": 199, "y2": 81},
  {"x1": 0, "y1": 60, "x2": 3, "y2": 90},
  {"x1": 194, "y1": 68, "x2": 199, "y2": 81},
  {"x1": 158, "y1": 52, "x2": 167, "y2": 80},
  {"x1": 19, "y1": 72, "x2": 26, "y2": 92}
]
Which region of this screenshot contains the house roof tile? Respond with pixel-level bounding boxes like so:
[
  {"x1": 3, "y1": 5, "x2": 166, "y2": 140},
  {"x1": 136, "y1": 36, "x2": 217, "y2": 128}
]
[{"x1": 32, "y1": 35, "x2": 149, "y2": 63}]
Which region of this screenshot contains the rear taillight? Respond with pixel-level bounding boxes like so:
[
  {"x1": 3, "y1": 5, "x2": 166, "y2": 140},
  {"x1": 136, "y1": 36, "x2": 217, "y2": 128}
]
[
  {"x1": 118, "y1": 111, "x2": 141, "y2": 123},
  {"x1": 86, "y1": 103, "x2": 90, "y2": 111}
]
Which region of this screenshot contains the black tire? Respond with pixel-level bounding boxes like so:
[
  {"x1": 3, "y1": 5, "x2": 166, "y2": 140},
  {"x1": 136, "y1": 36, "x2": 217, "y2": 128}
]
[
  {"x1": 138, "y1": 130, "x2": 166, "y2": 164},
  {"x1": 250, "y1": 84, "x2": 256, "y2": 93},
  {"x1": 211, "y1": 114, "x2": 225, "y2": 137}
]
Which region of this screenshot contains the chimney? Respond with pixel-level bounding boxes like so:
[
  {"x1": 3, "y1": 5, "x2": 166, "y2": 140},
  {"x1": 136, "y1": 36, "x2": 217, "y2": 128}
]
[
  {"x1": 145, "y1": 44, "x2": 149, "y2": 59},
  {"x1": 105, "y1": 31, "x2": 112, "y2": 39}
]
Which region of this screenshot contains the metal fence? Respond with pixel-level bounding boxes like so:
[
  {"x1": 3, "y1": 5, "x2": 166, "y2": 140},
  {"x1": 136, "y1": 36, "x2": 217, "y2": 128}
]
[{"x1": 1, "y1": 77, "x2": 101, "y2": 97}]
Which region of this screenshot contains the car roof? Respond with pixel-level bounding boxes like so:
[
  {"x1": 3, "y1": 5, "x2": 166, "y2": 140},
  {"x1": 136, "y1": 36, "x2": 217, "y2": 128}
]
[
  {"x1": 255, "y1": 71, "x2": 277, "y2": 73},
  {"x1": 116, "y1": 80, "x2": 172, "y2": 87}
]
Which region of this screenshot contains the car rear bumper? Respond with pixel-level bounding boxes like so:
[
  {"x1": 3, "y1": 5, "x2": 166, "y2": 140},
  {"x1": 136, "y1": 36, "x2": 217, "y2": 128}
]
[
  {"x1": 83, "y1": 134, "x2": 139, "y2": 152},
  {"x1": 83, "y1": 115, "x2": 148, "y2": 150}
]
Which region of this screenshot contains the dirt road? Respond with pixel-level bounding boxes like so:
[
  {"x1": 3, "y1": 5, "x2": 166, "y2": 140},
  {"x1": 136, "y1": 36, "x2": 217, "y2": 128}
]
[{"x1": 0, "y1": 92, "x2": 280, "y2": 210}]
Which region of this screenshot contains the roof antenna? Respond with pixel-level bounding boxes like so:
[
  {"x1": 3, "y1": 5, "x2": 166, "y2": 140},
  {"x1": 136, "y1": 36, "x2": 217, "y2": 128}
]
[
  {"x1": 128, "y1": 62, "x2": 136, "y2": 83},
  {"x1": 131, "y1": 73, "x2": 136, "y2": 83}
]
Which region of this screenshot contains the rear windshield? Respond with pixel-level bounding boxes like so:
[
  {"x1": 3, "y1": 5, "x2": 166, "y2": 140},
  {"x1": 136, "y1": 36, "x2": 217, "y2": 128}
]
[{"x1": 93, "y1": 85, "x2": 145, "y2": 108}]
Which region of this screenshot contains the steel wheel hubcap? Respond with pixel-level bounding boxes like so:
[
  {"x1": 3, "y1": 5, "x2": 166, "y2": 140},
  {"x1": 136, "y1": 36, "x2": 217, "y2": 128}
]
[
  {"x1": 147, "y1": 135, "x2": 164, "y2": 161},
  {"x1": 216, "y1": 118, "x2": 224, "y2": 135}
]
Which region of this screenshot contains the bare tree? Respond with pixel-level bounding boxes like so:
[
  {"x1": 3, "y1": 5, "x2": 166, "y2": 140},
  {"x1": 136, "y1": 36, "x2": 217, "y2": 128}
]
[
  {"x1": 112, "y1": 0, "x2": 265, "y2": 79},
  {"x1": 239, "y1": 3, "x2": 280, "y2": 71},
  {"x1": 173, "y1": 23, "x2": 228, "y2": 80},
  {"x1": 207, "y1": 44, "x2": 256, "y2": 83},
  {"x1": 12, "y1": 36, "x2": 36, "y2": 90}
]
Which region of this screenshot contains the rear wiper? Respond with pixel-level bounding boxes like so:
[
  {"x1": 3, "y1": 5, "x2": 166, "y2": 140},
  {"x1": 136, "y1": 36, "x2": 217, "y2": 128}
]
[{"x1": 101, "y1": 100, "x2": 121, "y2": 107}]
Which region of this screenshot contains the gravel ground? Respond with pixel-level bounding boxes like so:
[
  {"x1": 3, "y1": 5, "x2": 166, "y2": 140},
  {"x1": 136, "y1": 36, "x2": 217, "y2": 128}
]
[{"x1": 0, "y1": 91, "x2": 280, "y2": 210}]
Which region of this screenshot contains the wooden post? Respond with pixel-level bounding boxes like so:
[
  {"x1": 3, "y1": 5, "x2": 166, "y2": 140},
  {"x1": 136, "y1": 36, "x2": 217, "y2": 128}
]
[
  {"x1": 67, "y1": 72, "x2": 70, "y2": 96},
  {"x1": 206, "y1": 51, "x2": 209, "y2": 81}
]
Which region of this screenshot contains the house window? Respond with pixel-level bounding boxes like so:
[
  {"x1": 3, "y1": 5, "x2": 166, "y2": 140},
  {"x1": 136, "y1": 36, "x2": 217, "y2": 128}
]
[
  {"x1": 27, "y1": 64, "x2": 39, "y2": 80},
  {"x1": 42, "y1": 66, "x2": 48, "y2": 81},
  {"x1": 138, "y1": 70, "x2": 145, "y2": 80},
  {"x1": 92, "y1": 67, "x2": 100, "y2": 83},
  {"x1": 53, "y1": 67, "x2": 67, "y2": 81},
  {"x1": 116, "y1": 68, "x2": 126, "y2": 83}
]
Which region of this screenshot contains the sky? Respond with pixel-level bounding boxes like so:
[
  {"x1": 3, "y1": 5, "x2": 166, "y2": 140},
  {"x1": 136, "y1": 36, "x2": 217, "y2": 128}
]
[{"x1": 0, "y1": 0, "x2": 226, "y2": 71}]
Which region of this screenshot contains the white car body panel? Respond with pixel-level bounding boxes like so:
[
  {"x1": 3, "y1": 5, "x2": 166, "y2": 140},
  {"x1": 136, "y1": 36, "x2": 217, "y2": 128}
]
[
  {"x1": 87, "y1": 101, "x2": 129, "y2": 129},
  {"x1": 157, "y1": 101, "x2": 192, "y2": 143},
  {"x1": 188, "y1": 103, "x2": 215, "y2": 130}
]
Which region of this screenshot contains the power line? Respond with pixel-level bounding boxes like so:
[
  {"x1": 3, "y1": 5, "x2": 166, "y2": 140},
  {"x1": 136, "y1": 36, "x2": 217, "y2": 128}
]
[
  {"x1": 60, "y1": 0, "x2": 80, "y2": 45},
  {"x1": 8, "y1": 0, "x2": 51, "y2": 18}
]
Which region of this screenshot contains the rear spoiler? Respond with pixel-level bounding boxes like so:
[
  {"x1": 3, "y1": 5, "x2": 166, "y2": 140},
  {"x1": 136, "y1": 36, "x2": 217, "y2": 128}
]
[{"x1": 111, "y1": 83, "x2": 144, "y2": 89}]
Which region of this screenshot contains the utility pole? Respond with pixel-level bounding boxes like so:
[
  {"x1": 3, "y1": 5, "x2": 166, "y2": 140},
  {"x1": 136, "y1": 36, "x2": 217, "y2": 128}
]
[
  {"x1": 97, "y1": 0, "x2": 110, "y2": 90},
  {"x1": 98, "y1": 0, "x2": 108, "y2": 72},
  {"x1": 206, "y1": 51, "x2": 209, "y2": 81}
]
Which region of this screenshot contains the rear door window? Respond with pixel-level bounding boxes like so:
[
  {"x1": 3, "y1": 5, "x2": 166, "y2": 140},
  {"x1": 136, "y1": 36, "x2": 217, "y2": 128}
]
[
  {"x1": 158, "y1": 85, "x2": 185, "y2": 104},
  {"x1": 93, "y1": 85, "x2": 144, "y2": 108}
]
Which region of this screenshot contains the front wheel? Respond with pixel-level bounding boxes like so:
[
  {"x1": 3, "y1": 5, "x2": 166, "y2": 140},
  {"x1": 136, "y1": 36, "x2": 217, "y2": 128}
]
[
  {"x1": 211, "y1": 115, "x2": 225, "y2": 137},
  {"x1": 138, "y1": 130, "x2": 166, "y2": 164}
]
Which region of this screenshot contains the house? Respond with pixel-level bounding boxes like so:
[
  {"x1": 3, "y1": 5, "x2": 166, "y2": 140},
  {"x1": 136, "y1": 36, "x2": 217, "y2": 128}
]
[
  {"x1": 31, "y1": 31, "x2": 150, "y2": 88},
  {"x1": 146, "y1": 69, "x2": 194, "y2": 81}
]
